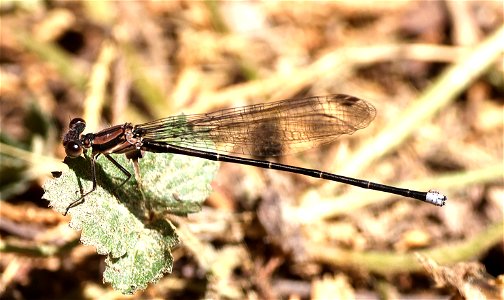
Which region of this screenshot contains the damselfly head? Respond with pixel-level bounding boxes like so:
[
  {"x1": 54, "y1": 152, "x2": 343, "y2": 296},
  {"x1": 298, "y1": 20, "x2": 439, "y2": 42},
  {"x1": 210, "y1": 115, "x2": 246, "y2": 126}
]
[{"x1": 63, "y1": 118, "x2": 87, "y2": 158}]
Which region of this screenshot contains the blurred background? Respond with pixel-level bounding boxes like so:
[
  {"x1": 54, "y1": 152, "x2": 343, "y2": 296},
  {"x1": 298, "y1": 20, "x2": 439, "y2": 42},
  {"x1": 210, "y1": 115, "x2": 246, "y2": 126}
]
[{"x1": 0, "y1": 1, "x2": 503, "y2": 299}]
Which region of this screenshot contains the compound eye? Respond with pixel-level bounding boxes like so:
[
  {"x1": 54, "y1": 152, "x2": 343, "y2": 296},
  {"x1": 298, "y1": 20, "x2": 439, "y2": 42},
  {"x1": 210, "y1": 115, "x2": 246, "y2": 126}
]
[
  {"x1": 65, "y1": 141, "x2": 83, "y2": 157},
  {"x1": 69, "y1": 118, "x2": 86, "y2": 128}
]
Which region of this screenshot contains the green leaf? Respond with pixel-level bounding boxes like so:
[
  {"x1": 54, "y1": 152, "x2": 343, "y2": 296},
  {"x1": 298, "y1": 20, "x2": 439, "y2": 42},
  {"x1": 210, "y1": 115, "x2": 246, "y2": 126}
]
[
  {"x1": 43, "y1": 150, "x2": 219, "y2": 294},
  {"x1": 103, "y1": 219, "x2": 179, "y2": 294}
]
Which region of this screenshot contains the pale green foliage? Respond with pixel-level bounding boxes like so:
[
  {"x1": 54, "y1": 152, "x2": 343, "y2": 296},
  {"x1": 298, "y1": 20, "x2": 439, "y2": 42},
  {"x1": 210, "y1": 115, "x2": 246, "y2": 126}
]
[{"x1": 43, "y1": 151, "x2": 218, "y2": 294}]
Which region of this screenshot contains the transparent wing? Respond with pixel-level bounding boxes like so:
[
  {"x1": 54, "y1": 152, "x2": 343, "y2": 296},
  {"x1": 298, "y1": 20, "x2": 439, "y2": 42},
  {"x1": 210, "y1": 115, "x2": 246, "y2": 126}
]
[{"x1": 135, "y1": 94, "x2": 376, "y2": 157}]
